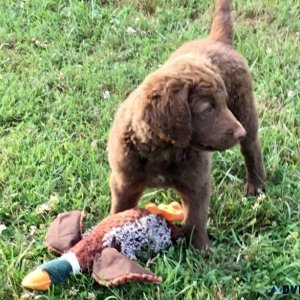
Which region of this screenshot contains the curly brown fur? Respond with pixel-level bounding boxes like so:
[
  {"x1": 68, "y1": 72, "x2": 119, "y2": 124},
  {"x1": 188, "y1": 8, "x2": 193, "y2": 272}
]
[{"x1": 107, "y1": 0, "x2": 266, "y2": 249}]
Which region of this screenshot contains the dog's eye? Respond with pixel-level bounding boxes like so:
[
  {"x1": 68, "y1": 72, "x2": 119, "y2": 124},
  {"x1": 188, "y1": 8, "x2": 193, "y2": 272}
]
[
  {"x1": 200, "y1": 102, "x2": 214, "y2": 115},
  {"x1": 191, "y1": 99, "x2": 215, "y2": 115}
]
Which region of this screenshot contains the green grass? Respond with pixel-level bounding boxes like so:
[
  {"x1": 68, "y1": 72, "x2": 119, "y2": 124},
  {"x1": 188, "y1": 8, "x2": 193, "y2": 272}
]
[{"x1": 0, "y1": 0, "x2": 299, "y2": 299}]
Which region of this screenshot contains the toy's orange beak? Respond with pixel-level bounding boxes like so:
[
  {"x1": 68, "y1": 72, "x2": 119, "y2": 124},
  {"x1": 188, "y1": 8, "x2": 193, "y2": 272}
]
[
  {"x1": 145, "y1": 201, "x2": 184, "y2": 222},
  {"x1": 22, "y1": 269, "x2": 51, "y2": 290}
]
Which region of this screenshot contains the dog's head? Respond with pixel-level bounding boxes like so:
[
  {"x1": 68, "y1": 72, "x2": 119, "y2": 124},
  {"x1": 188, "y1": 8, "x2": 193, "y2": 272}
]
[{"x1": 134, "y1": 56, "x2": 246, "y2": 151}]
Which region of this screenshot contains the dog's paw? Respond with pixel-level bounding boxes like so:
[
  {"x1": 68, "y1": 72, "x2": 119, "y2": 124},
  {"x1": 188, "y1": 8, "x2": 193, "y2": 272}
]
[
  {"x1": 244, "y1": 182, "x2": 266, "y2": 196},
  {"x1": 192, "y1": 234, "x2": 211, "y2": 250}
]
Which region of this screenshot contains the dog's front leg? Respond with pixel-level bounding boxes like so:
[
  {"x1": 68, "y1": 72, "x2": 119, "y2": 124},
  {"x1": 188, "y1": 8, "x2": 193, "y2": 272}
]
[
  {"x1": 110, "y1": 175, "x2": 144, "y2": 214},
  {"x1": 176, "y1": 178, "x2": 211, "y2": 250}
]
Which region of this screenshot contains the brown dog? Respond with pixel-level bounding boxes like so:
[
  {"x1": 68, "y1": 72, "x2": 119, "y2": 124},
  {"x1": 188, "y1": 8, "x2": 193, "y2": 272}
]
[{"x1": 107, "y1": 0, "x2": 266, "y2": 249}]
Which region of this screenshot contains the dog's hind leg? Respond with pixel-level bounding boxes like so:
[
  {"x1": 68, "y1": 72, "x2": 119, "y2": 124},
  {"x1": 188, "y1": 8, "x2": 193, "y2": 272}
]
[
  {"x1": 240, "y1": 121, "x2": 266, "y2": 196},
  {"x1": 229, "y1": 87, "x2": 266, "y2": 196}
]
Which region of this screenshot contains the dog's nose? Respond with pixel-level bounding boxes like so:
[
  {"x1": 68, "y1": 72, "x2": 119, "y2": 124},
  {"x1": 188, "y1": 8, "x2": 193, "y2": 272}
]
[{"x1": 234, "y1": 126, "x2": 247, "y2": 140}]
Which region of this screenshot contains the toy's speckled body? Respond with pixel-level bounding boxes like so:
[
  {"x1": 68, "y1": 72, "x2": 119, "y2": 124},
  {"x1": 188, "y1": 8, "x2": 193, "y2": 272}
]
[{"x1": 71, "y1": 208, "x2": 174, "y2": 270}]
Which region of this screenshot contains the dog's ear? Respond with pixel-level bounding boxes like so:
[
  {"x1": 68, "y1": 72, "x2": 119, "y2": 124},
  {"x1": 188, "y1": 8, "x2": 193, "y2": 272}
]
[{"x1": 143, "y1": 77, "x2": 192, "y2": 147}]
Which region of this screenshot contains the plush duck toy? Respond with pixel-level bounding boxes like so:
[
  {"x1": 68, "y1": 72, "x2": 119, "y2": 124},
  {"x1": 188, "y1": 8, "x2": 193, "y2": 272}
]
[{"x1": 22, "y1": 202, "x2": 184, "y2": 290}]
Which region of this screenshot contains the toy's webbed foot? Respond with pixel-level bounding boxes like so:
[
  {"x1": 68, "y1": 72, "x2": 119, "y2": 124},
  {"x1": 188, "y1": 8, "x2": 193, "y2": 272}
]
[
  {"x1": 92, "y1": 247, "x2": 162, "y2": 286},
  {"x1": 145, "y1": 201, "x2": 184, "y2": 222}
]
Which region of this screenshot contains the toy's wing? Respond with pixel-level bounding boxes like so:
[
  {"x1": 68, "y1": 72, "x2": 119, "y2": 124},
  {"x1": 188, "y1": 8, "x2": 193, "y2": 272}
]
[
  {"x1": 92, "y1": 247, "x2": 162, "y2": 286},
  {"x1": 45, "y1": 211, "x2": 84, "y2": 254}
]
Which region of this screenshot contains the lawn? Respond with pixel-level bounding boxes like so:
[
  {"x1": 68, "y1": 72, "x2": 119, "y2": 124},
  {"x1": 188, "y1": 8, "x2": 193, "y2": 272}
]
[{"x1": 0, "y1": 0, "x2": 299, "y2": 299}]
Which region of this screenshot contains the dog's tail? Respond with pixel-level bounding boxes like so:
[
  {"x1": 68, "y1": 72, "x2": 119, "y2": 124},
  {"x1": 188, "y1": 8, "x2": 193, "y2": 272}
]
[{"x1": 209, "y1": 0, "x2": 233, "y2": 45}]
